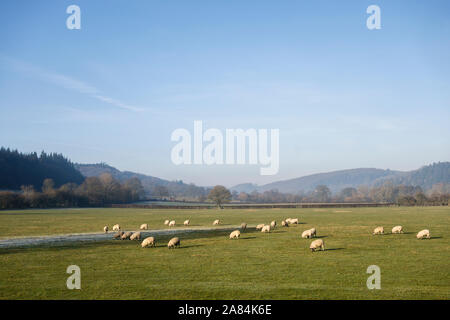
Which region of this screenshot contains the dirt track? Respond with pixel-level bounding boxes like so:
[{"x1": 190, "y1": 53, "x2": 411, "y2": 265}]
[{"x1": 0, "y1": 226, "x2": 243, "y2": 249}]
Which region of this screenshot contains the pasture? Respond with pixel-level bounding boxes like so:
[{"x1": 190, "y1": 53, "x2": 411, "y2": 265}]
[{"x1": 0, "y1": 206, "x2": 449, "y2": 299}]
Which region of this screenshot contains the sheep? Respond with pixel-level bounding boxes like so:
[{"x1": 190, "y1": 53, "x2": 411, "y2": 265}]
[
  {"x1": 121, "y1": 231, "x2": 133, "y2": 240},
  {"x1": 184, "y1": 219, "x2": 190, "y2": 226},
  {"x1": 417, "y1": 229, "x2": 430, "y2": 239},
  {"x1": 310, "y1": 239, "x2": 325, "y2": 252},
  {"x1": 140, "y1": 224, "x2": 148, "y2": 230},
  {"x1": 103, "y1": 226, "x2": 109, "y2": 233},
  {"x1": 141, "y1": 237, "x2": 155, "y2": 248},
  {"x1": 130, "y1": 232, "x2": 141, "y2": 241},
  {"x1": 309, "y1": 228, "x2": 316, "y2": 237},
  {"x1": 113, "y1": 231, "x2": 124, "y2": 239},
  {"x1": 164, "y1": 220, "x2": 170, "y2": 225},
  {"x1": 373, "y1": 226, "x2": 384, "y2": 235},
  {"x1": 112, "y1": 224, "x2": 120, "y2": 231},
  {"x1": 229, "y1": 230, "x2": 241, "y2": 239},
  {"x1": 285, "y1": 218, "x2": 292, "y2": 224},
  {"x1": 240, "y1": 222, "x2": 247, "y2": 230},
  {"x1": 168, "y1": 237, "x2": 180, "y2": 249},
  {"x1": 270, "y1": 220, "x2": 277, "y2": 229},
  {"x1": 169, "y1": 220, "x2": 176, "y2": 227},
  {"x1": 392, "y1": 226, "x2": 403, "y2": 234},
  {"x1": 289, "y1": 218, "x2": 299, "y2": 224},
  {"x1": 213, "y1": 219, "x2": 220, "y2": 225},
  {"x1": 261, "y1": 225, "x2": 271, "y2": 233},
  {"x1": 256, "y1": 224, "x2": 265, "y2": 230},
  {"x1": 302, "y1": 229, "x2": 313, "y2": 239},
  {"x1": 281, "y1": 220, "x2": 289, "y2": 227}
]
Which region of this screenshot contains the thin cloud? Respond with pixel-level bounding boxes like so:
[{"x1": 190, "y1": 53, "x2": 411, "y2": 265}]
[{"x1": 0, "y1": 54, "x2": 143, "y2": 112}]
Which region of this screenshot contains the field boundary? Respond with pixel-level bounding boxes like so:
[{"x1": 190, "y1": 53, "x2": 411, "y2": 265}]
[{"x1": 111, "y1": 202, "x2": 394, "y2": 209}]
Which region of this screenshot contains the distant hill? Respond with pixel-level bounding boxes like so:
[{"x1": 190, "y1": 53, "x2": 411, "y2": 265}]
[
  {"x1": 231, "y1": 162, "x2": 450, "y2": 194},
  {"x1": 0, "y1": 148, "x2": 84, "y2": 191},
  {"x1": 75, "y1": 163, "x2": 208, "y2": 198}
]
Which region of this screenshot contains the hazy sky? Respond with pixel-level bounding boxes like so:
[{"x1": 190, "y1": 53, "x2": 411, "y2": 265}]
[{"x1": 1, "y1": 0, "x2": 449, "y2": 187}]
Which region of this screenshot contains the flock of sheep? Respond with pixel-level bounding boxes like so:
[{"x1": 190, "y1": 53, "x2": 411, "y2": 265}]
[{"x1": 101, "y1": 217, "x2": 431, "y2": 252}]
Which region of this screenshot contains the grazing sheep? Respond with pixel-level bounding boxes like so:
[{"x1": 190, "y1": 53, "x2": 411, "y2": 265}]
[
  {"x1": 168, "y1": 237, "x2": 180, "y2": 249},
  {"x1": 164, "y1": 220, "x2": 170, "y2": 225},
  {"x1": 112, "y1": 224, "x2": 120, "y2": 231},
  {"x1": 113, "y1": 231, "x2": 124, "y2": 239},
  {"x1": 103, "y1": 226, "x2": 109, "y2": 233},
  {"x1": 130, "y1": 232, "x2": 141, "y2": 241},
  {"x1": 240, "y1": 222, "x2": 247, "y2": 230},
  {"x1": 184, "y1": 219, "x2": 190, "y2": 226},
  {"x1": 310, "y1": 239, "x2": 325, "y2": 252},
  {"x1": 289, "y1": 218, "x2": 299, "y2": 224},
  {"x1": 281, "y1": 220, "x2": 289, "y2": 227},
  {"x1": 229, "y1": 230, "x2": 241, "y2": 239},
  {"x1": 392, "y1": 226, "x2": 403, "y2": 234},
  {"x1": 270, "y1": 220, "x2": 277, "y2": 229},
  {"x1": 417, "y1": 229, "x2": 430, "y2": 239},
  {"x1": 256, "y1": 224, "x2": 265, "y2": 230},
  {"x1": 140, "y1": 224, "x2": 148, "y2": 230},
  {"x1": 302, "y1": 229, "x2": 313, "y2": 239},
  {"x1": 373, "y1": 226, "x2": 384, "y2": 235},
  {"x1": 213, "y1": 219, "x2": 220, "y2": 225},
  {"x1": 141, "y1": 237, "x2": 155, "y2": 248},
  {"x1": 121, "y1": 231, "x2": 133, "y2": 240},
  {"x1": 169, "y1": 220, "x2": 176, "y2": 227},
  {"x1": 261, "y1": 225, "x2": 271, "y2": 233}
]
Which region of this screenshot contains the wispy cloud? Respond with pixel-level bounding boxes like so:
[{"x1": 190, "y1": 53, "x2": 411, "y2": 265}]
[{"x1": 0, "y1": 55, "x2": 143, "y2": 112}]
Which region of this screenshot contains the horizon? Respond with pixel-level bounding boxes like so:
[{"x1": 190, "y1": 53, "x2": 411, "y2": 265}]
[{"x1": 1, "y1": 1, "x2": 450, "y2": 187}]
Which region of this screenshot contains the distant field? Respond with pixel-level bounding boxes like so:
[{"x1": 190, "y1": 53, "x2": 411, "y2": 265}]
[{"x1": 0, "y1": 206, "x2": 449, "y2": 299}]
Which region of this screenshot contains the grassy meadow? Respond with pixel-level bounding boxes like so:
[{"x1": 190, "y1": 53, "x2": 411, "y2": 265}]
[{"x1": 0, "y1": 206, "x2": 449, "y2": 299}]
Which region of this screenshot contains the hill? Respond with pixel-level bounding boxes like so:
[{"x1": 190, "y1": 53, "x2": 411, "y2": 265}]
[
  {"x1": 231, "y1": 162, "x2": 450, "y2": 194},
  {"x1": 75, "y1": 163, "x2": 208, "y2": 198},
  {"x1": 0, "y1": 148, "x2": 84, "y2": 191}
]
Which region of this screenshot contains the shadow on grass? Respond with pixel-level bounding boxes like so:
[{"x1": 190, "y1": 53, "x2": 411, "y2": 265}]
[
  {"x1": 325, "y1": 248, "x2": 345, "y2": 251},
  {"x1": 429, "y1": 236, "x2": 442, "y2": 240},
  {"x1": 315, "y1": 235, "x2": 327, "y2": 239},
  {"x1": 239, "y1": 236, "x2": 257, "y2": 240}
]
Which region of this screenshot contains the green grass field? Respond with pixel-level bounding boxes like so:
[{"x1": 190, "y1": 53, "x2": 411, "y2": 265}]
[{"x1": 0, "y1": 206, "x2": 449, "y2": 299}]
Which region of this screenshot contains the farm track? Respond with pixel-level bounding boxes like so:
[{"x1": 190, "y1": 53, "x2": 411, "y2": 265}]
[{"x1": 0, "y1": 225, "x2": 244, "y2": 249}]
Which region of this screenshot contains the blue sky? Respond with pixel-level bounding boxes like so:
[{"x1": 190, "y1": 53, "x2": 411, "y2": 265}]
[{"x1": 1, "y1": 0, "x2": 449, "y2": 187}]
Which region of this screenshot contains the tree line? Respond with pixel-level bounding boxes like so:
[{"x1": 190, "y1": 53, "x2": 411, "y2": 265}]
[{"x1": 0, "y1": 173, "x2": 144, "y2": 209}]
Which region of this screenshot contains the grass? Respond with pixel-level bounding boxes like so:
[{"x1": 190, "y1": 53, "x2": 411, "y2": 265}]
[{"x1": 0, "y1": 206, "x2": 449, "y2": 299}]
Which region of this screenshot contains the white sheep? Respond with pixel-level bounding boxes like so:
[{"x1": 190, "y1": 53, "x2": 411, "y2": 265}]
[
  {"x1": 164, "y1": 220, "x2": 170, "y2": 225},
  {"x1": 256, "y1": 224, "x2": 265, "y2": 230},
  {"x1": 285, "y1": 218, "x2": 292, "y2": 224},
  {"x1": 141, "y1": 236, "x2": 155, "y2": 248},
  {"x1": 112, "y1": 224, "x2": 120, "y2": 231},
  {"x1": 373, "y1": 226, "x2": 384, "y2": 235},
  {"x1": 261, "y1": 225, "x2": 271, "y2": 233},
  {"x1": 302, "y1": 229, "x2": 313, "y2": 239},
  {"x1": 309, "y1": 228, "x2": 316, "y2": 237},
  {"x1": 289, "y1": 218, "x2": 299, "y2": 224},
  {"x1": 130, "y1": 232, "x2": 141, "y2": 241},
  {"x1": 140, "y1": 223, "x2": 148, "y2": 230},
  {"x1": 121, "y1": 231, "x2": 132, "y2": 240},
  {"x1": 103, "y1": 226, "x2": 109, "y2": 233},
  {"x1": 281, "y1": 220, "x2": 289, "y2": 227},
  {"x1": 416, "y1": 229, "x2": 430, "y2": 239},
  {"x1": 184, "y1": 219, "x2": 190, "y2": 226},
  {"x1": 392, "y1": 226, "x2": 403, "y2": 234},
  {"x1": 310, "y1": 239, "x2": 325, "y2": 252},
  {"x1": 213, "y1": 219, "x2": 220, "y2": 225},
  {"x1": 169, "y1": 220, "x2": 176, "y2": 227},
  {"x1": 229, "y1": 230, "x2": 241, "y2": 239},
  {"x1": 168, "y1": 237, "x2": 180, "y2": 249},
  {"x1": 270, "y1": 220, "x2": 277, "y2": 229}
]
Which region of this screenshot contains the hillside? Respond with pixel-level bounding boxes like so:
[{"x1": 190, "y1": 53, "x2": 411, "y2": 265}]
[
  {"x1": 0, "y1": 148, "x2": 84, "y2": 191},
  {"x1": 75, "y1": 163, "x2": 208, "y2": 198},
  {"x1": 231, "y1": 162, "x2": 450, "y2": 194}
]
